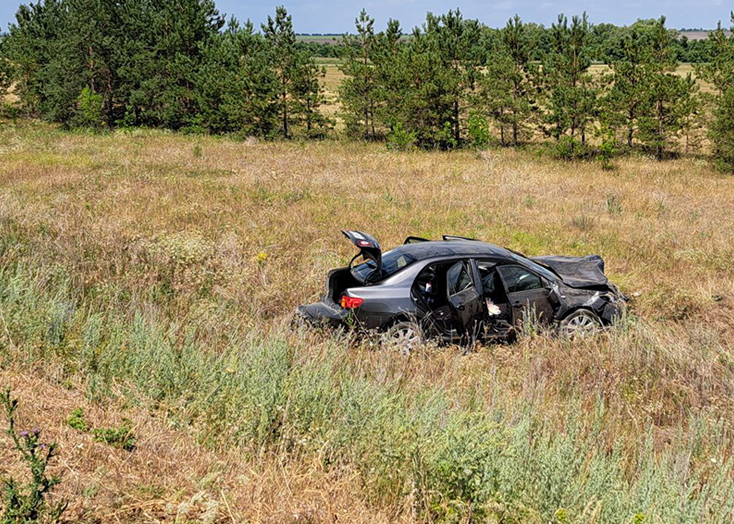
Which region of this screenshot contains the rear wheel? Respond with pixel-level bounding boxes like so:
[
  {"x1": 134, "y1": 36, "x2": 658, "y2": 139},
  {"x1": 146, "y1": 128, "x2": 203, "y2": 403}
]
[
  {"x1": 383, "y1": 320, "x2": 424, "y2": 354},
  {"x1": 558, "y1": 309, "x2": 601, "y2": 338}
]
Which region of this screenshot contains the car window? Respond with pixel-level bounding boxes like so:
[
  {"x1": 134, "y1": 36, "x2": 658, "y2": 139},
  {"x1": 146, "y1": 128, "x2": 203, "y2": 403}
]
[
  {"x1": 477, "y1": 261, "x2": 498, "y2": 294},
  {"x1": 447, "y1": 261, "x2": 474, "y2": 296},
  {"x1": 351, "y1": 249, "x2": 417, "y2": 281},
  {"x1": 497, "y1": 265, "x2": 543, "y2": 293}
]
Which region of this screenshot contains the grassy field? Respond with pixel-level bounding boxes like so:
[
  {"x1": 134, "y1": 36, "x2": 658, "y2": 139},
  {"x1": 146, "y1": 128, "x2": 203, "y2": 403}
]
[{"x1": 1, "y1": 122, "x2": 734, "y2": 523}]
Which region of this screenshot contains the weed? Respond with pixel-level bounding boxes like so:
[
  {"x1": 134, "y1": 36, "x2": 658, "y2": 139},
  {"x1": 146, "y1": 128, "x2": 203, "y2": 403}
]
[
  {"x1": 571, "y1": 215, "x2": 595, "y2": 231},
  {"x1": 0, "y1": 389, "x2": 66, "y2": 524},
  {"x1": 92, "y1": 419, "x2": 136, "y2": 452},
  {"x1": 606, "y1": 194, "x2": 623, "y2": 215},
  {"x1": 67, "y1": 408, "x2": 89, "y2": 432}
]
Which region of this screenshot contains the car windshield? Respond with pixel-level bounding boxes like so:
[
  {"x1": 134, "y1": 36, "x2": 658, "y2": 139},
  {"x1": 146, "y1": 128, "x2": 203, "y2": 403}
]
[
  {"x1": 351, "y1": 248, "x2": 417, "y2": 282},
  {"x1": 508, "y1": 252, "x2": 559, "y2": 282}
]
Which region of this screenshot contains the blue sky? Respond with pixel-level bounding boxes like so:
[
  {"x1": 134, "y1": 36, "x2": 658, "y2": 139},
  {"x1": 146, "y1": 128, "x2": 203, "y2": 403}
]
[{"x1": 1, "y1": 1, "x2": 732, "y2": 32}]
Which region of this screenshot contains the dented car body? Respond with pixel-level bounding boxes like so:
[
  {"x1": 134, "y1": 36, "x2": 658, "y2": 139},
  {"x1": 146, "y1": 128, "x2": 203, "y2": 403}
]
[{"x1": 297, "y1": 231, "x2": 625, "y2": 344}]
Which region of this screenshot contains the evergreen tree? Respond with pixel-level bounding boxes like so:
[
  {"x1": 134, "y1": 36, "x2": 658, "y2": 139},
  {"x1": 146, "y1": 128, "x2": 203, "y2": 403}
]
[
  {"x1": 195, "y1": 18, "x2": 278, "y2": 135},
  {"x1": 263, "y1": 6, "x2": 325, "y2": 138},
  {"x1": 425, "y1": 9, "x2": 481, "y2": 145},
  {"x1": 292, "y1": 54, "x2": 329, "y2": 137},
  {"x1": 370, "y1": 19, "x2": 405, "y2": 136},
  {"x1": 262, "y1": 6, "x2": 299, "y2": 138},
  {"x1": 339, "y1": 9, "x2": 379, "y2": 140},
  {"x1": 697, "y1": 14, "x2": 734, "y2": 171},
  {"x1": 0, "y1": 29, "x2": 13, "y2": 104},
  {"x1": 602, "y1": 24, "x2": 653, "y2": 148},
  {"x1": 141, "y1": 0, "x2": 224, "y2": 129},
  {"x1": 542, "y1": 13, "x2": 597, "y2": 143},
  {"x1": 5, "y1": 0, "x2": 65, "y2": 116},
  {"x1": 479, "y1": 15, "x2": 536, "y2": 146},
  {"x1": 637, "y1": 17, "x2": 697, "y2": 160}
]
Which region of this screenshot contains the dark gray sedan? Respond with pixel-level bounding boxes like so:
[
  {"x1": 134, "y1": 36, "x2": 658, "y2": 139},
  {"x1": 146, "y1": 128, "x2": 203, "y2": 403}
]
[{"x1": 298, "y1": 231, "x2": 625, "y2": 346}]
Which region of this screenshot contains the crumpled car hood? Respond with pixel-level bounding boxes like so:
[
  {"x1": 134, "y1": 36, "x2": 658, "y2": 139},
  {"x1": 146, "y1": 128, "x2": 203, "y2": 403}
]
[{"x1": 531, "y1": 254, "x2": 609, "y2": 289}]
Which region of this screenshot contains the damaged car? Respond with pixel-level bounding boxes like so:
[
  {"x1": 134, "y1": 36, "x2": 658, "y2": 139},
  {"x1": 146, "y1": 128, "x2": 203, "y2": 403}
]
[{"x1": 297, "y1": 231, "x2": 625, "y2": 347}]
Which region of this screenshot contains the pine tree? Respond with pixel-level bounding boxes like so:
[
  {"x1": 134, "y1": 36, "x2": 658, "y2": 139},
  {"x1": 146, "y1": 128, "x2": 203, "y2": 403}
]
[
  {"x1": 142, "y1": 0, "x2": 224, "y2": 129},
  {"x1": 637, "y1": 17, "x2": 697, "y2": 160},
  {"x1": 0, "y1": 28, "x2": 13, "y2": 104},
  {"x1": 195, "y1": 18, "x2": 278, "y2": 135},
  {"x1": 339, "y1": 9, "x2": 379, "y2": 140},
  {"x1": 697, "y1": 14, "x2": 734, "y2": 171},
  {"x1": 263, "y1": 6, "x2": 299, "y2": 138},
  {"x1": 542, "y1": 13, "x2": 597, "y2": 143},
  {"x1": 426, "y1": 9, "x2": 481, "y2": 146},
  {"x1": 292, "y1": 55, "x2": 329, "y2": 137},
  {"x1": 5, "y1": 0, "x2": 65, "y2": 116},
  {"x1": 603, "y1": 24, "x2": 654, "y2": 148},
  {"x1": 479, "y1": 15, "x2": 536, "y2": 146},
  {"x1": 370, "y1": 19, "x2": 405, "y2": 136}
]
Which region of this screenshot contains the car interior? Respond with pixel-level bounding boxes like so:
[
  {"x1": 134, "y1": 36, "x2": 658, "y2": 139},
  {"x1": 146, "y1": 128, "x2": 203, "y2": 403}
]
[{"x1": 412, "y1": 259, "x2": 513, "y2": 339}]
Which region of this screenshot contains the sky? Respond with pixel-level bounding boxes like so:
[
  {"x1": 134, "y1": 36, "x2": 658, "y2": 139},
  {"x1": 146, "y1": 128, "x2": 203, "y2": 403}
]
[{"x1": 1, "y1": 1, "x2": 732, "y2": 33}]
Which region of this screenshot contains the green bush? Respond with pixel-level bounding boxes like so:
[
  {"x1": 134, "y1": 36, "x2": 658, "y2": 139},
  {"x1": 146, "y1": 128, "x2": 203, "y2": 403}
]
[
  {"x1": 553, "y1": 136, "x2": 587, "y2": 161},
  {"x1": 467, "y1": 112, "x2": 491, "y2": 149},
  {"x1": 386, "y1": 122, "x2": 416, "y2": 151},
  {"x1": 71, "y1": 87, "x2": 105, "y2": 130}
]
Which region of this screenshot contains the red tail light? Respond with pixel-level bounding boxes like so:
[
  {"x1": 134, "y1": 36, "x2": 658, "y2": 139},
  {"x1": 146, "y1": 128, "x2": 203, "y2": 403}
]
[{"x1": 340, "y1": 295, "x2": 364, "y2": 309}]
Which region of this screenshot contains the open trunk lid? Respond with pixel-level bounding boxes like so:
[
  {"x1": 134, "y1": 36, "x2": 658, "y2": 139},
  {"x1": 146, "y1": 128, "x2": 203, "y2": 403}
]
[{"x1": 342, "y1": 230, "x2": 382, "y2": 279}]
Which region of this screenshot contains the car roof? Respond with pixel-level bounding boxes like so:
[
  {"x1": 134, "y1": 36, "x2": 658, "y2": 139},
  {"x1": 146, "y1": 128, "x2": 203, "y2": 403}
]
[{"x1": 390, "y1": 240, "x2": 515, "y2": 260}]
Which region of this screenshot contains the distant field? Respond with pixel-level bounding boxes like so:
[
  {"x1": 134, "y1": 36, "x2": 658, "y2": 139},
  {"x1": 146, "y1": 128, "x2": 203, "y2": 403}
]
[
  {"x1": 297, "y1": 34, "x2": 342, "y2": 44},
  {"x1": 299, "y1": 31, "x2": 725, "y2": 42},
  {"x1": 1, "y1": 122, "x2": 733, "y2": 522},
  {"x1": 679, "y1": 29, "x2": 730, "y2": 40}
]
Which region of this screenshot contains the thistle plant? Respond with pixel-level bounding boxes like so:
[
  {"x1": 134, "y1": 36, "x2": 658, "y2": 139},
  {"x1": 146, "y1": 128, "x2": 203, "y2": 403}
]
[{"x1": 0, "y1": 389, "x2": 66, "y2": 524}]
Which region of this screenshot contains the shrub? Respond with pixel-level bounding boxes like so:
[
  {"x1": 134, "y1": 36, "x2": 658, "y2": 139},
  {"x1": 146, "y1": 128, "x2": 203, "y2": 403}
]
[
  {"x1": 71, "y1": 87, "x2": 105, "y2": 129},
  {"x1": 386, "y1": 122, "x2": 416, "y2": 151},
  {"x1": 467, "y1": 112, "x2": 491, "y2": 149},
  {"x1": 554, "y1": 136, "x2": 587, "y2": 161},
  {"x1": 598, "y1": 136, "x2": 618, "y2": 171}
]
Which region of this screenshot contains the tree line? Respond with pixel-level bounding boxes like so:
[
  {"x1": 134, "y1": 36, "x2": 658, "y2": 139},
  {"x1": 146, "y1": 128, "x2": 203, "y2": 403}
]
[
  {"x1": 1, "y1": 2, "x2": 734, "y2": 170},
  {"x1": 1, "y1": 1, "x2": 328, "y2": 137}
]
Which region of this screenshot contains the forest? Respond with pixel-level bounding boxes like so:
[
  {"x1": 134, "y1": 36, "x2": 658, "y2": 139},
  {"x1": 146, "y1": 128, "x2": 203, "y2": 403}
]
[{"x1": 1, "y1": 1, "x2": 734, "y2": 169}]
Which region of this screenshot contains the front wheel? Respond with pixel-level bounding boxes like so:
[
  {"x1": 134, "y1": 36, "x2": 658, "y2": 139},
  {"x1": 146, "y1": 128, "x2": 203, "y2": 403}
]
[
  {"x1": 383, "y1": 320, "x2": 424, "y2": 354},
  {"x1": 558, "y1": 309, "x2": 601, "y2": 338}
]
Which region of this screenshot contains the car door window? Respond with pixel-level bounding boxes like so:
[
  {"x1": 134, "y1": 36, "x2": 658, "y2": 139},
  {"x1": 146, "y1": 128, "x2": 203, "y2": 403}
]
[
  {"x1": 447, "y1": 261, "x2": 474, "y2": 296},
  {"x1": 498, "y1": 266, "x2": 543, "y2": 293}
]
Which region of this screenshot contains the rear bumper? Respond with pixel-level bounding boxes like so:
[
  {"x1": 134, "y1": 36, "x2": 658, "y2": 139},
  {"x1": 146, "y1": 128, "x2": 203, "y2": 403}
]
[{"x1": 297, "y1": 300, "x2": 350, "y2": 327}]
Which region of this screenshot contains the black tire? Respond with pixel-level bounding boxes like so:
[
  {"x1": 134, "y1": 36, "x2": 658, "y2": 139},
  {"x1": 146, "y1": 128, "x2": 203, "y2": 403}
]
[
  {"x1": 382, "y1": 320, "x2": 424, "y2": 354},
  {"x1": 558, "y1": 309, "x2": 602, "y2": 338}
]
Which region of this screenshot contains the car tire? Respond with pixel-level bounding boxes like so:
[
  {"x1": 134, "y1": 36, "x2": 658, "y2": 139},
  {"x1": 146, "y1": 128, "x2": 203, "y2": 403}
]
[
  {"x1": 383, "y1": 320, "x2": 424, "y2": 354},
  {"x1": 558, "y1": 309, "x2": 602, "y2": 338}
]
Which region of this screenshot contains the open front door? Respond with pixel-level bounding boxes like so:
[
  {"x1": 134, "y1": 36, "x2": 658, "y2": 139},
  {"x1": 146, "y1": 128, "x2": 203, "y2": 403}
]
[
  {"x1": 497, "y1": 265, "x2": 555, "y2": 327},
  {"x1": 446, "y1": 260, "x2": 485, "y2": 340}
]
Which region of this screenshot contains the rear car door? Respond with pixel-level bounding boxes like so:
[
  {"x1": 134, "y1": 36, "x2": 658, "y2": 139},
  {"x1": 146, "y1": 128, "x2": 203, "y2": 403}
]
[
  {"x1": 446, "y1": 260, "x2": 485, "y2": 339},
  {"x1": 497, "y1": 265, "x2": 555, "y2": 327}
]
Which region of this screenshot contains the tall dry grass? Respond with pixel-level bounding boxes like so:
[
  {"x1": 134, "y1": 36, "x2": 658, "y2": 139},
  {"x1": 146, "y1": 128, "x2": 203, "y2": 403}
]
[{"x1": 1, "y1": 121, "x2": 734, "y2": 522}]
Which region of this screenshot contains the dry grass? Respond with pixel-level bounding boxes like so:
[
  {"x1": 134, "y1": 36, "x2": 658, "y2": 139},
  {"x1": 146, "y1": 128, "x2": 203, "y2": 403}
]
[
  {"x1": 0, "y1": 370, "x2": 399, "y2": 524},
  {"x1": 1, "y1": 121, "x2": 734, "y2": 522}
]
